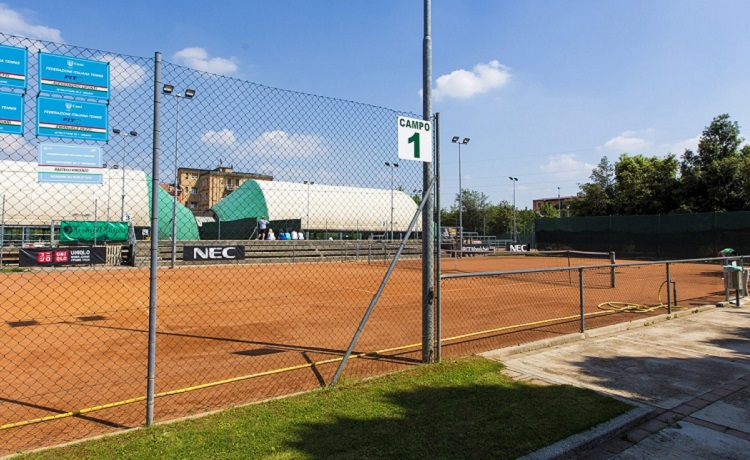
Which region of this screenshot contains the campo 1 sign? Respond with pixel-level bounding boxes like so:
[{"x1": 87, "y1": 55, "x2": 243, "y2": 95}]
[{"x1": 397, "y1": 116, "x2": 432, "y2": 163}]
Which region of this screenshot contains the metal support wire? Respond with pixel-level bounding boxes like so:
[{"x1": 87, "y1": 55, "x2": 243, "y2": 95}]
[{"x1": 330, "y1": 176, "x2": 436, "y2": 387}]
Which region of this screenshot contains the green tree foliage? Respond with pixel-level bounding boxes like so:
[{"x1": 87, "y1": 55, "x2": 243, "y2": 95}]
[
  {"x1": 571, "y1": 114, "x2": 750, "y2": 216},
  {"x1": 537, "y1": 202, "x2": 560, "y2": 218},
  {"x1": 613, "y1": 154, "x2": 680, "y2": 215},
  {"x1": 569, "y1": 157, "x2": 615, "y2": 216},
  {"x1": 680, "y1": 114, "x2": 750, "y2": 212}
]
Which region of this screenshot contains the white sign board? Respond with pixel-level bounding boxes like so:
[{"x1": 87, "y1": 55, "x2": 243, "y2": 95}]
[{"x1": 397, "y1": 116, "x2": 432, "y2": 162}]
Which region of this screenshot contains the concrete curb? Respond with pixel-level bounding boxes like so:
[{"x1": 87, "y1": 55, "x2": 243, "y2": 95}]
[{"x1": 518, "y1": 406, "x2": 655, "y2": 460}]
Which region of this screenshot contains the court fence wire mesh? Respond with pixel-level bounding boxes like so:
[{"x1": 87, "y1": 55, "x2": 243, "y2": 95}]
[{"x1": 0, "y1": 32, "x2": 745, "y2": 455}]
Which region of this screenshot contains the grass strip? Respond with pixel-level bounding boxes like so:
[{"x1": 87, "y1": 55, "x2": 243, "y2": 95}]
[{"x1": 21, "y1": 357, "x2": 632, "y2": 460}]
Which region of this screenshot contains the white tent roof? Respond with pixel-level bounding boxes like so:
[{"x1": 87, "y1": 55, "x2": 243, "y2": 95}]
[
  {"x1": 255, "y1": 180, "x2": 422, "y2": 232},
  {"x1": 0, "y1": 160, "x2": 150, "y2": 227}
]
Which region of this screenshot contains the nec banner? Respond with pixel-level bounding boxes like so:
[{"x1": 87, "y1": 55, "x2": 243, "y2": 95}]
[
  {"x1": 183, "y1": 245, "x2": 246, "y2": 261},
  {"x1": 19, "y1": 247, "x2": 107, "y2": 267}
]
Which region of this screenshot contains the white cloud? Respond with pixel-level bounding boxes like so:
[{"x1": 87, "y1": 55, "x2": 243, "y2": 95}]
[
  {"x1": 200, "y1": 129, "x2": 237, "y2": 147},
  {"x1": 540, "y1": 154, "x2": 595, "y2": 180},
  {"x1": 101, "y1": 55, "x2": 148, "y2": 90},
  {"x1": 431, "y1": 60, "x2": 511, "y2": 101},
  {"x1": 0, "y1": 4, "x2": 63, "y2": 42},
  {"x1": 172, "y1": 47, "x2": 238, "y2": 75},
  {"x1": 602, "y1": 131, "x2": 653, "y2": 152},
  {"x1": 242, "y1": 130, "x2": 328, "y2": 158},
  {"x1": 662, "y1": 136, "x2": 700, "y2": 155}
]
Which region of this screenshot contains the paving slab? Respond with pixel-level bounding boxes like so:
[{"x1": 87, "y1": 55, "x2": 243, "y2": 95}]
[
  {"x1": 482, "y1": 307, "x2": 750, "y2": 459},
  {"x1": 609, "y1": 421, "x2": 750, "y2": 460}
]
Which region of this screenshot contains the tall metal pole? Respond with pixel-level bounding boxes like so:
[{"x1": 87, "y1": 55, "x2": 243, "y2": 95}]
[
  {"x1": 509, "y1": 177, "x2": 518, "y2": 242},
  {"x1": 385, "y1": 162, "x2": 397, "y2": 240},
  {"x1": 458, "y1": 142, "x2": 462, "y2": 252},
  {"x1": 390, "y1": 167, "x2": 394, "y2": 241},
  {"x1": 304, "y1": 180, "x2": 313, "y2": 239},
  {"x1": 558, "y1": 186, "x2": 561, "y2": 215},
  {"x1": 422, "y1": 0, "x2": 435, "y2": 364},
  {"x1": 121, "y1": 138, "x2": 127, "y2": 221},
  {"x1": 93, "y1": 199, "x2": 98, "y2": 246},
  {"x1": 121, "y1": 132, "x2": 137, "y2": 221},
  {"x1": 146, "y1": 51, "x2": 162, "y2": 426},
  {"x1": 1, "y1": 194, "x2": 5, "y2": 269},
  {"x1": 106, "y1": 167, "x2": 111, "y2": 222},
  {"x1": 434, "y1": 112, "x2": 441, "y2": 361},
  {"x1": 170, "y1": 95, "x2": 181, "y2": 269},
  {"x1": 513, "y1": 180, "x2": 516, "y2": 241}
]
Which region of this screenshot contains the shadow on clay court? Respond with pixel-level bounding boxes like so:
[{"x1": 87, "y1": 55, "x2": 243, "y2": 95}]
[
  {"x1": 0, "y1": 397, "x2": 131, "y2": 429},
  {"x1": 63, "y1": 321, "x2": 423, "y2": 367}
]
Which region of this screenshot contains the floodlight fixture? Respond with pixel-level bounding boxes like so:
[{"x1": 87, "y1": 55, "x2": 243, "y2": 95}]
[
  {"x1": 451, "y1": 136, "x2": 459, "y2": 143},
  {"x1": 162, "y1": 84, "x2": 174, "y2": 94},
  {"x1": 184, "y1": 89, "x2": 196, "y2": 98}
]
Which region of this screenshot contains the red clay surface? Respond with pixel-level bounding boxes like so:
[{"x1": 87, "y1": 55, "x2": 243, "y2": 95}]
[{"x1": 0, "y1": 254, "x2": 728, "y2": 455}]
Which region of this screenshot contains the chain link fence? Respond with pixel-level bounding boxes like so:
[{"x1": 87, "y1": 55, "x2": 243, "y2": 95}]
[
  {"x1": 0, "y1": 32, "x2": 433, "y2": 454},
  {"x1": 438, "y1": 253, "x2": 742, "y2": 359},
  {"x1": 0, "y1": 32, "x2": 744, "y2": 456}
]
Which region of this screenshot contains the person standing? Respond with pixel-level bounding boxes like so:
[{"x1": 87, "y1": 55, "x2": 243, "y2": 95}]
[{"x1": 258, "y1": 216, "x2": 269, "y2": 240}]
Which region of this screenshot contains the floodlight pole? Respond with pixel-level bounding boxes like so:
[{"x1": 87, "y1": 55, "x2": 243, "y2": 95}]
[
  {"x1": 113, "y1": 128, "x2": 138, "y2": 221},
  {"x1": 385, "y1": 162, "x2": 398, "y2": 240},
  {"x1": 304, "y1": 180, "x2": 314, "y2": 239},
  {"x1": 452, "y1": 137, "x2": 469, "y2": 255},
  {"x1": 512, "y1": 177, "x2": 518, "y2": 241},
  {"x1": 163, "y1": 85, "x2": 195, "y2": 268}
]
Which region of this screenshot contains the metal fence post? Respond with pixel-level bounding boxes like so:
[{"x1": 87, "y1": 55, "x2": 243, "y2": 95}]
[
  {"x1": 579, "y1": 268, "x2": 585, "y2": 333},
  {"x1": 146, "y1": 51, "x2": 162, "y2": 427},
  {"x1": 666, "y1": 263, "x2": 672, "y2": 314},
  {"x1": 610, "y1": 251, "x2": 616, "y2": 288}
]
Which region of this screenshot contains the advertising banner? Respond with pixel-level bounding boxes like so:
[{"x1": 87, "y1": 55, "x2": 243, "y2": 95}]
[
  {"x1": 0, "y1": 92, "x2": 24, "y2": 135},
  {"x1": 58, "y1": 221, "x2": 130, "y2": 243},
  {"x1": 0, "y1": 44, "x2": 27, "y2": 89},
  {"x1": 36, "y1": 97, "x2": 108, "y2": 141},
  {"x1": 183, "y1": 245, "x2": 246, "y2": 261},
  {"x1": 19, "y1": 247, "x2": 107, "y2": 267},
  {"x1": 38, "y1": 53, "x2": 109, "y2": 100},
  {"x1": 37, "y1": 143, "x2": 103, "y2": 184}
]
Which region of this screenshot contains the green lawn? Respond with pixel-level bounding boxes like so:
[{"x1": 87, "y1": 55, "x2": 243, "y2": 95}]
[{"x1": 21, "y1": 357, "x2": 632, "y2": 460}]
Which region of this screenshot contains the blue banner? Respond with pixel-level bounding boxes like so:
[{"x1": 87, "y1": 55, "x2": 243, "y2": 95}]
[
  {"x1": 39, "y1": 53, "x2": 109, "y2": 100},
  {"x1": 0, "y1": 44, "x2": 27, "y2": 89},
  {"x1": 37, "y1": 143, "x2": 103, "y2": 184},
  {"x1": 36, "y1": 97, "x2": 108, "y2": 141},
  {"x1": 0, "y1": 92, "x2": 24, "y2": 135}
]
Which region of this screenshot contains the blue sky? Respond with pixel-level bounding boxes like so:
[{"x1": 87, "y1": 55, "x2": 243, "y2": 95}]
[{"x1": 3, "y1": 1, "x2": 749, "y2": 210}]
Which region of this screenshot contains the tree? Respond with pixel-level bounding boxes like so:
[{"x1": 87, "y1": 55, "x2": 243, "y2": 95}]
[
  {"x1": 537, "y1": 202, "x2": 560, "y2": 218},
  {"x1": 612, "y1": 153, "x2": 679, "y2": 215},
  {"x1": 680, "y1": 114, "x2": 750, "y2": 212},
  {"x1": 568, "y1": 157, "x2": 615, "y2": 216}
]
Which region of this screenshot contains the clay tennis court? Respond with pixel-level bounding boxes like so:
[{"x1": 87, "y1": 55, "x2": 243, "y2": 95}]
[{"x1": 0, "y1": 253, "x2": 728, "y2": 454}]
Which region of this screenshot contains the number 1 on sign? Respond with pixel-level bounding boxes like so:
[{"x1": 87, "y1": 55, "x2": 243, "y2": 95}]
[{"x1": 408, "y1": 132, "x2": 420, "y2": 159}]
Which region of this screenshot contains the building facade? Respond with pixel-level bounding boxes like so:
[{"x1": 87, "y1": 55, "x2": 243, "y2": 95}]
[
  {"x1": 532, "y1": 195, "x2": 575, "y2": 216},
  {"x1": 169, "y1": 166, "x2": 273, "y2": 214}
]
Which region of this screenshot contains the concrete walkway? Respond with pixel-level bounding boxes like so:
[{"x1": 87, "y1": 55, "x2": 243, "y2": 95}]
[{"x1": 482, "y1": 304, "x2": 750, "y2": 459}]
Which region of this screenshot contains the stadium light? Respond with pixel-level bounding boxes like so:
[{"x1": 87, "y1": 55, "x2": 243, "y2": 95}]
[
  {"x1": 509, "y1": 177, "x2": 518, "y2": 242},
  {"x1": 113, "y1": 128, "x2": 138, "y2": 222},
  {"x1": 162, "y1": 85, "x2": 197, "y2": 268},
  {"x1": 452, "y1": 137, "x2": 470, "y2": 256},
  {"x1": 385, "y1": 162, "x2": 399, "y2": 240},
  {"x1": 304, "y1": 180, "x2": 314, "y2": 239}
]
